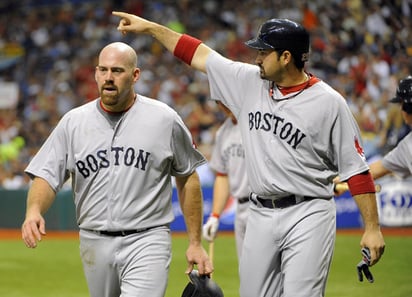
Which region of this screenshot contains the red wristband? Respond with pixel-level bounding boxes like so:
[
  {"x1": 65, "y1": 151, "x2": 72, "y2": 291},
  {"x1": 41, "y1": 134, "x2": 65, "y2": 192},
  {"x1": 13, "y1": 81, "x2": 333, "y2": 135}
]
[
  {"x1": 347, "y1": 171, "x2": 376, "y2": 196},
  {"x1": 215, "y1": 172, "x2": 227, "y2": 177},
  {"x1": 211, "y1": 213, "x2": 220, "y2": 219},
  {"x1": 173, "y1": 34, "x2": 202, "y2": 65}
]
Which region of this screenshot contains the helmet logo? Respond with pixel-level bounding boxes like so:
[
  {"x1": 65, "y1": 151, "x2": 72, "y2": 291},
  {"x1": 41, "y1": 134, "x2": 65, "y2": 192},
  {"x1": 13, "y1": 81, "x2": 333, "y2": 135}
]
[{"x1": 301, "y1": 52, "x2": 309, "y2": 62}]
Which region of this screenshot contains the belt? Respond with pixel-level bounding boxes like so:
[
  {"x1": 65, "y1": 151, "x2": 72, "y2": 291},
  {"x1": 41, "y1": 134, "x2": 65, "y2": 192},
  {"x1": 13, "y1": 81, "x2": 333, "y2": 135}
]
[
  {"x1": 238, "y1": 197, "x2": 250, "y2": 204},
  {"x1": 83, "y1": 225, "x2": 163, "y2": 237},
  {"x1": 250, "y1": 193, "x2": 320, "y2": 209}
]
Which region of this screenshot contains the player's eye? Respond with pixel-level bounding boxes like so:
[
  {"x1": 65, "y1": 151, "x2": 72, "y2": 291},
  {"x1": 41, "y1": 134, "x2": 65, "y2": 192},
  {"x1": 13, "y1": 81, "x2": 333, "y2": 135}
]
[
  {"x1": 111, "y1": 68, "x2": 124, "y2": 74},
  {"x1": 97, "y1": 67, "x2": 108, "y2": 73},
  {"x1": 257, "y1": 50, "x2": 271, "y2": 57},
  {"x1": 96, "y1": 66, "x2": 124, "y2": 75}
]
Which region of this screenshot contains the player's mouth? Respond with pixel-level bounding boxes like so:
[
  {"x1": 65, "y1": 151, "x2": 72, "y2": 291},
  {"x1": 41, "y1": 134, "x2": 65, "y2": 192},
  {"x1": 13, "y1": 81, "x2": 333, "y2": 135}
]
[{"x1": 102, "y1": 85, "x2": 118, "y2": 95}]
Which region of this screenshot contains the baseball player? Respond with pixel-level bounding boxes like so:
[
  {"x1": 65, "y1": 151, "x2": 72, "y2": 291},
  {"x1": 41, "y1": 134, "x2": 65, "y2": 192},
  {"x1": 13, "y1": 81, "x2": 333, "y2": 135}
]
[
  {"x1": 112, "y1": 12, "x2": 386, "y2": 297},
  {"x1": 335, "y1": 75, "x2": 412, "y2": 190},
  {"x1": 202, "y1": 101, "x2": 250, "y2": 259},
  {"x1": 21, "y1": 42, "x2": 213, "y2": 297},
  {"x1": 369, "y1": 76, "x2": 412, "y2": 179}
]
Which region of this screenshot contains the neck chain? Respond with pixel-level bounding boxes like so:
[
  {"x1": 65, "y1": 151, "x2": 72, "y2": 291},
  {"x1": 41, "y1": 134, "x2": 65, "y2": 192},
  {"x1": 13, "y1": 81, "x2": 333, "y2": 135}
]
[{"x1": 270, "y1": 74, "x2": 310, "y2": 102}]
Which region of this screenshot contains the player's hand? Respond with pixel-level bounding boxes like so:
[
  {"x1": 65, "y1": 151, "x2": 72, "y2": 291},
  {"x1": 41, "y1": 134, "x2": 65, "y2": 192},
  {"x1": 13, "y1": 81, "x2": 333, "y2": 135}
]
[
  {"x1": 333, "y1": 176, "x2": 349, "y2": 196},
  {"x1": 360, "y1": 229, "x2": 385, "y2": 266},
  {"x1": 21, "y1": 213, "x2": 46, "y2": 248},
  {"x1": 112, "y1": 11, "x2": 153, "y2": 35},
  {"x1": 185, "y1": 244, "x2": 214, "y2": 276},
  {"x1": 202, "y1": 216, "x2": 219, "y2": 242},
  {"x1": 333, "y1": 176, "x2": 382, "y2": 197}
]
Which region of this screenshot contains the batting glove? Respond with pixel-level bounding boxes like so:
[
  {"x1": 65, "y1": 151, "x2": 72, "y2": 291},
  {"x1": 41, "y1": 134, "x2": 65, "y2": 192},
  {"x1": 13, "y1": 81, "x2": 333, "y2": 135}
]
[
  {"x1": 202, "y1": 215, "x2": 219, "y2": 242},
  {"x1": 357, "y1": 247, "x2": 374, "y2": 283}
]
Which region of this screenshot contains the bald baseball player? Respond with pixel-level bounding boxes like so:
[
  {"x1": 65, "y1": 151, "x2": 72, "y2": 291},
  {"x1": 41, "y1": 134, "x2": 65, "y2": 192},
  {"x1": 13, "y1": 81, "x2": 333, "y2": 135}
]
[
  {"x1": 21, "y1": 42, "x2": 213, "y2": 297},
  {"x1": 203, "y1": 101, "x2": 250, "y2": 259},
  {"x1": 112, "y1": 12, "x2": 385, "y2": 297}
]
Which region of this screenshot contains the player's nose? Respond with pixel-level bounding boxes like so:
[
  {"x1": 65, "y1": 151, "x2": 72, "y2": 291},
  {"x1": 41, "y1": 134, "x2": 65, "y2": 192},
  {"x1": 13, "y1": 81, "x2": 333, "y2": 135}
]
[{"x1": 103, "y1": 70, "x2": 115, "y2": 81}]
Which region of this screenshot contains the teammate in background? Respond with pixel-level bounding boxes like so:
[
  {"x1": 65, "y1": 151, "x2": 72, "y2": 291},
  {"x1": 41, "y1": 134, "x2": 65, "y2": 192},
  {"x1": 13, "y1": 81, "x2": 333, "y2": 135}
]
[
  {"x1": 21, "y1": 42, "x2": 213, "y2": 297},
  {"x1": 202, "y1": 101, "x2": 250, "y2": 259},
  {"x1": 335, "y1": 76, "x2": 412, "y2": 192},
  {"x1": 112, "y1": 12, "x2": 385, "y2": 297},
  {"x1": 370, "y1": 76, "x2": 412, "y2": 179}
]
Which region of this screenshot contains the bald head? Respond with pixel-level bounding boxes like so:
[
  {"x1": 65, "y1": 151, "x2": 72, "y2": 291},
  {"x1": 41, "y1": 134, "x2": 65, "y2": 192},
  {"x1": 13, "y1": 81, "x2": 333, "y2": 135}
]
[
  {"x1": 95, "y1": 42, "x2": 140, "y2": 112},
  {"x1": 99, "y1": 42, "x2": 138, "y2": 70}
]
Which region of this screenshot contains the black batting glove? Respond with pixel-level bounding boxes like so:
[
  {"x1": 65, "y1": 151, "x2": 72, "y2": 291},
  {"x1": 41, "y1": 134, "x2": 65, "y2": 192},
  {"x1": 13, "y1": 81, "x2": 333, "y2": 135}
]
[{"x1": 357, "y1": 247, "x2": 374, "y2": 283}]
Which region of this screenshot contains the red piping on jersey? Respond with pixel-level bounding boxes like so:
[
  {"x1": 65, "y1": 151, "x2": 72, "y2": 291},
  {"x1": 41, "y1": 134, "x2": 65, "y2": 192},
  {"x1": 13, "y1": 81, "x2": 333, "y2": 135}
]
[{"x1": 277, "y1": 73, "x2": 320, "y2": 96}]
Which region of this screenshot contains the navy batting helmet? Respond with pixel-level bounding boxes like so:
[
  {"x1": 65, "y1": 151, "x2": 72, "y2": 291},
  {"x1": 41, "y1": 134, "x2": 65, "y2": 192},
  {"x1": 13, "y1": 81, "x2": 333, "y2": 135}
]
[
  {"x1": 390, "y1": 76, "x2": 412, "y2": 104},
  {"x1": 390, "y1": 75, "x2": 412, "y2": 114},
  {"x1": 245, "y1": 18, "x2": 310, "y2": 63},
  {"x1": 181, "y1": 270, "x2": 224, "y2": 297}
]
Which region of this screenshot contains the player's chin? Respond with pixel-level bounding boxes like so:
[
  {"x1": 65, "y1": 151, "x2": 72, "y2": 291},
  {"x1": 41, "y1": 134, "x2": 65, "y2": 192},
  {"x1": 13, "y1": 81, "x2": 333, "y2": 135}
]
[{"x1": 100, "y1": 94, "x2": 118, "y2": 105}]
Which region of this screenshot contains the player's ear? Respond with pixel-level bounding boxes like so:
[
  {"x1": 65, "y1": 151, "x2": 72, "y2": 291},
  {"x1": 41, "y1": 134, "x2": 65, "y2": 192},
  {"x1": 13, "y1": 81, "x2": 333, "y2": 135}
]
[
  {"x1": 281, "y1": 50, "x2": 292, "y2": 65},
  {"x1": 133, "y1": 67, "x2": 141, "y2": 83}
]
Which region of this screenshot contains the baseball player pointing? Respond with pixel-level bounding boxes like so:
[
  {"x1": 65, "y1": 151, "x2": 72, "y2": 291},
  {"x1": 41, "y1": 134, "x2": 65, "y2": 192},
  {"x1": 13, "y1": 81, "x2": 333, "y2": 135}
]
[
  {"x1": 21, "y1": 42, "x2": 212, "y2": 297},
  {"x1": 113, "y1": 12, "x2": 385, "y2": 297}
]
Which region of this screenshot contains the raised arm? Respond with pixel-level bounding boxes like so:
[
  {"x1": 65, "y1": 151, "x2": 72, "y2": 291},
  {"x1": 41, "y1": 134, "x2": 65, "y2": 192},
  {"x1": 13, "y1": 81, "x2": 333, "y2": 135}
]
[{"x1": 112, "y1": 11, "x2": 212, "y2": 73}]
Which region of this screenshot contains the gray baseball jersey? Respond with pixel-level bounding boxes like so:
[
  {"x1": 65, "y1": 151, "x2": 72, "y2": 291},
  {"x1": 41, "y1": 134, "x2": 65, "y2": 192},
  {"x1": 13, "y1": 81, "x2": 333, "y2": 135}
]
[
  {"x1": 25, "y1": 95, "x2": 206, "y2": 231},
  {"x1": 209, "y1": 118, "x2": 250, "y2": 199},
  {"x1": 206, "y1": 52, "x2": 369, "y2": 197},
  {"x1": 205, "y1": 51, "x2": 367, "y2": 297},
  {"x1": 209, "y1": 117, "x2": 250, "y2": 257},
  {"x1": 382, "y1": 132, "x2": 412, "y2": 177}
]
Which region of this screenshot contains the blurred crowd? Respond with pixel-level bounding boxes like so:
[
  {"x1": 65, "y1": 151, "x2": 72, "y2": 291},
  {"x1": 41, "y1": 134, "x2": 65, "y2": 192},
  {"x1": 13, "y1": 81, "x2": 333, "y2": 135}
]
[{"x1": 1, "y1": 0, "x2": 412, "y2": 189}]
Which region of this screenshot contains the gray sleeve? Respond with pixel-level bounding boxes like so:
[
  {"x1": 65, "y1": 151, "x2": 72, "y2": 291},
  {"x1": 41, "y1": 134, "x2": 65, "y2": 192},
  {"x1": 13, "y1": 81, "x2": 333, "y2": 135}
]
[
  {"x1": 382, "y1": 133, "x2": 412, "y2": 178},
  {"x1": 25, "y1": 117, "x2": 70, "y2": 192},
  {"x1": 208, "y1": 126, "x2": 226, "y2": 174},
  {"x1": 170, "y1": 113, "x2": 206, "y2": 176},
  {"x1": 206, "y1": 52, "x2": 260, "y2": 118},
  {"x1": 331, "y1": 94, "x2": 370, "y2": 181}
]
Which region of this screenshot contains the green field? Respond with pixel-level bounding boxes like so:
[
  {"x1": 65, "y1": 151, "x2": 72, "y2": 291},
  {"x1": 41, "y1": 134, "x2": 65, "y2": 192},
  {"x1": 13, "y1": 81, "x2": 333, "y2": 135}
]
[{"x1": 1, "y1": 232, "x2": 411, "y2": 297}]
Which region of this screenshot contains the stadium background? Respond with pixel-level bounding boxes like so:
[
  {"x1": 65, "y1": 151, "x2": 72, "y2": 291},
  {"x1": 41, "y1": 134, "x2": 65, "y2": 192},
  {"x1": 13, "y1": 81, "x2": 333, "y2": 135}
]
[
  {"x1": 1, "y1": 2, "x2": 412, "y2": 297},
  {"x1": 1, "y1": 0, "x2": 412, "y2": 228}
]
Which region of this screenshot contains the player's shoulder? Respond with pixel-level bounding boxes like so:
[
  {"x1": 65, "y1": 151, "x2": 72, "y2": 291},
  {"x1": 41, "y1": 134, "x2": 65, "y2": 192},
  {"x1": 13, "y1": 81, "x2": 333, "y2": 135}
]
[
  {"x1": 399, "y1": 131, "x2": 412, "y2": 144},
  {"x1": 314, "y1": 80, "x2": 342, "y2": 96},
  {"x1": 59, "y1": 99, "x2": 98, "y2": 121},
  {"x1": 309, "y1": 79, "x2": 347, "y2": 105},
  {"x1": 208, "y1": 51, "x2": 259, "y2": 72},
  {"x1": 136, "y1": 95, "x2": 177, "y2": 115}
]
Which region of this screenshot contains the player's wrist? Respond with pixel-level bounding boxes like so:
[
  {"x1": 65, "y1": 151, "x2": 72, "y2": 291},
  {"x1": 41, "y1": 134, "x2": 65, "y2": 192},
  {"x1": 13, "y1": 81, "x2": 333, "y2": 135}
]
[{"x1": 210, "y1": 213, "x2": 220, "y2": 219}]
